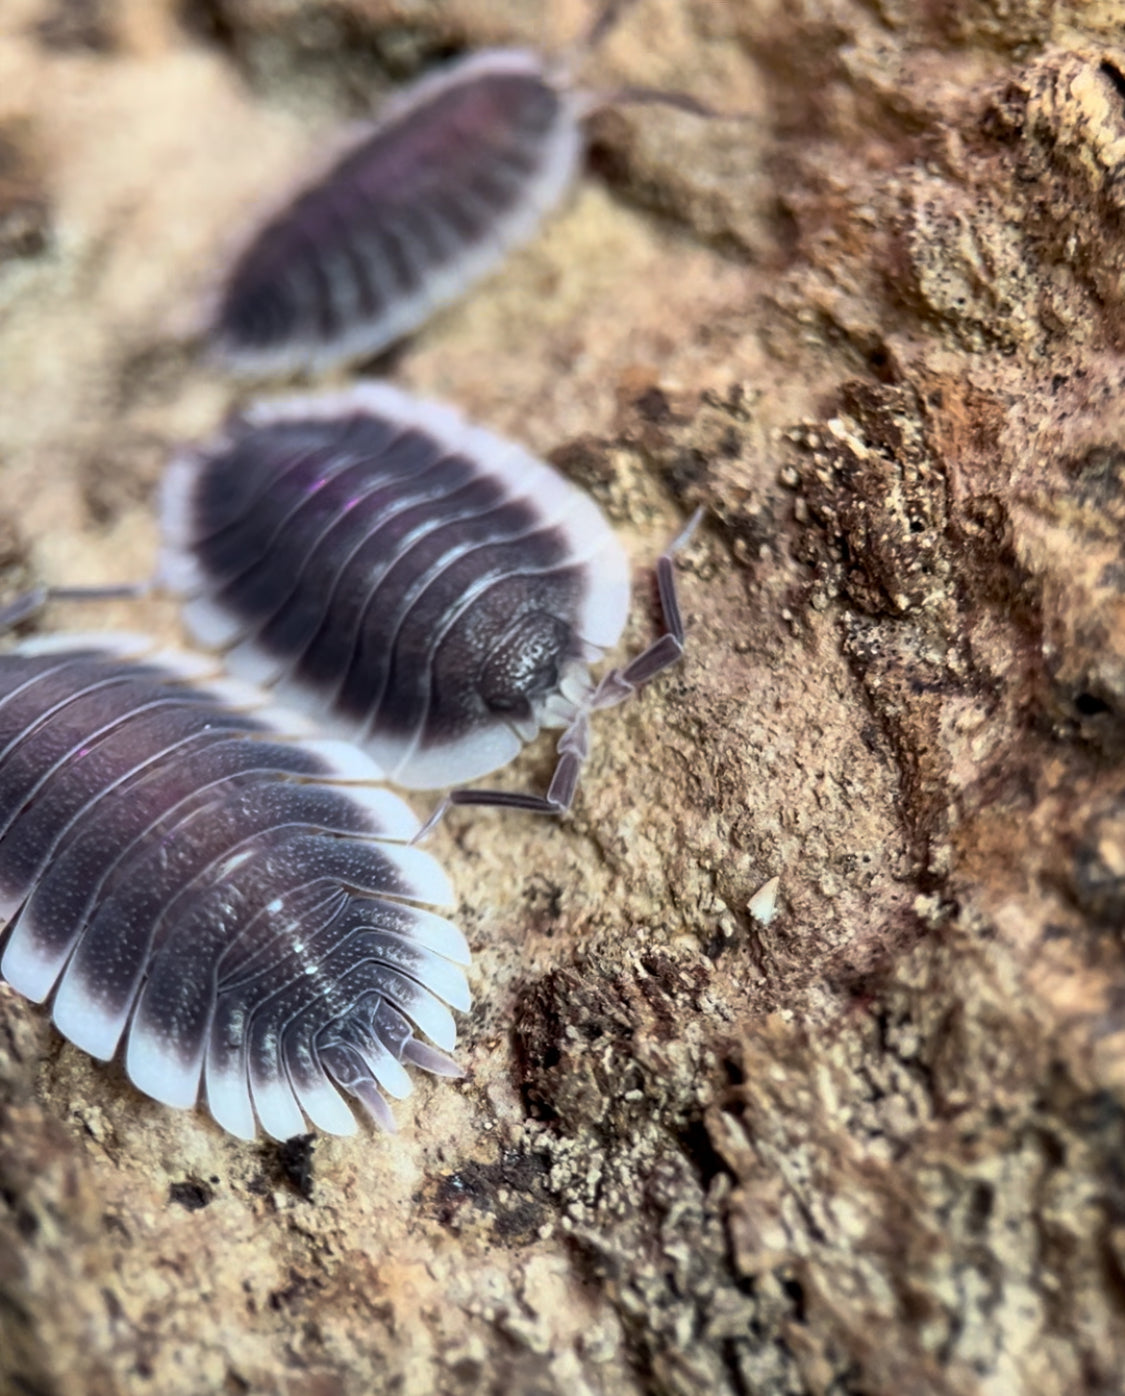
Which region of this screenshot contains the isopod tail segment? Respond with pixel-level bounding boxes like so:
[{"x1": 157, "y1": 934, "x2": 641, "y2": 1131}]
[{"x1": 416, "y1": 506, "x2": 701, "y2": 837}]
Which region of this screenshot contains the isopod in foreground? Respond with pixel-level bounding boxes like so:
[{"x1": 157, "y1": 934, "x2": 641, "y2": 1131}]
[{"x1": 0, "y1": 633, "x2": 470, "y2": 1140}]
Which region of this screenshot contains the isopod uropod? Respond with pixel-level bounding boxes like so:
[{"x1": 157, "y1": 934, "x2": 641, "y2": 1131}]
[
  {"x1": 158, "y1": 380, "x2": 694, "y2": 815},
  {"x1": 0, "y1": 632, "x2": 469, "y2": 1140}
]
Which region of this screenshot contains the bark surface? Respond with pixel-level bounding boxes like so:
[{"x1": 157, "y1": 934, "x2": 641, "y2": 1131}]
[{"x1": 2, "y1": 2, "x2": 1125, "y2": 1394}]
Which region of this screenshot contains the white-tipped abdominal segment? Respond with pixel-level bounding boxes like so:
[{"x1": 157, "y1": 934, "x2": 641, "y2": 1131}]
[{"x1": 0, "y1": 636, "x2": 469, "y2": 1140}]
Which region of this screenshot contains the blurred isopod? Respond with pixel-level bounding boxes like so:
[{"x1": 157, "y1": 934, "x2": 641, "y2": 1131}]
[
  {"x1": 212, "y1": 48, "x2": 586, "y2": 376},
  {"x1": 0, "y1": 632, "x2": 470, "y2": 1140},
  {"x1": 210, "y1": 3, "x2": 715, "y2": 377}
]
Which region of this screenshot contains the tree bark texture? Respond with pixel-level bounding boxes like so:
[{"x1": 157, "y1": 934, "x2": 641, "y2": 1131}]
[{"x1": 2, "y1": 1, "x2": 1125, "y2": 1393}]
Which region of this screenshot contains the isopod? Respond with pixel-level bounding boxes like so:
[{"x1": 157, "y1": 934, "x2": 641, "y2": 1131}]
[
  {"x1": 158, "y1": 380, "x2": 694, "y2": 815},
  {"x1": 0, "y1": 632, "x2": 470, "y2": 1140},
  {"x1": 209, "y1": 6, "x2": 713, "y2": 377},
  {"x1": 212, "y1": 48, "x2": 586, "y2": 376}
]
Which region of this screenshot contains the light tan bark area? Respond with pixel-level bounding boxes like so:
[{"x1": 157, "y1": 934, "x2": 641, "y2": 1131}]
[{"x1": 3, "y1": 1, "x2": 1125, "y2": 1393}]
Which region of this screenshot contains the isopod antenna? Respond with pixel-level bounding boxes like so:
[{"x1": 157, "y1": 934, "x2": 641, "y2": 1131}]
[
  {"x1": 0, "y1": 581, "x2": 151, "y2": 634},
  {"x1": 561, "y1": 0, "x2": 745, "y2": 125}
]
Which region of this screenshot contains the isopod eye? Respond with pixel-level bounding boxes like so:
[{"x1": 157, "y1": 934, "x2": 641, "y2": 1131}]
[{"x1": 478, "y1": 611, "x2": 573, "y2": 716}]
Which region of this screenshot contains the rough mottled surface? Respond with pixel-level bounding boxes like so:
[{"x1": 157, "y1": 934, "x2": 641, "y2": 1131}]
[{"x1": 2, "y1": 1, "x2": 1125, "y2": 1394}]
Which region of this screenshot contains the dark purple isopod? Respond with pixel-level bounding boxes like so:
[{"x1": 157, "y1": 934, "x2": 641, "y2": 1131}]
[
  {"x1": 0, "y1": 632, "x2": 469, "y2": 1140},
  {"x1": 211, "y1": 49, "x2": 586, "y2": 376},
  {"x1": 158, "y1": 381, "x2": 692, "y2": 815}
]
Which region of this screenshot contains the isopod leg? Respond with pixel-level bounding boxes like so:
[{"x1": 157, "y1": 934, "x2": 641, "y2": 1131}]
[
  {"x1": 469, "y1": 714, "x2": 586, "y2": 815},
  {"x1": 414, "y1": 718, "x2": 589, "y2": 837},
  {"x1": 447, "y1": 785, "x2": 570, "y2": 814},
  {"x1": 0, "y1": 586, "x2": 48, "y2": 634},
  {"x1": 50, "y1": 581, "x2": 151, "y2": 603},
  {"x1": 582, "y1": 0, "x2": 643, "y2": 53}
]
